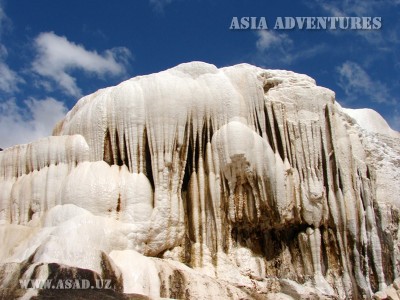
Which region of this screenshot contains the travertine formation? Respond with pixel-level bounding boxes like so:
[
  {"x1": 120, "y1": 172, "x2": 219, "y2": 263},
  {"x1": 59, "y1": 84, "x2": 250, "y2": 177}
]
[{"x1": 0, "y1": 62, "x2": 399, "y2": 299}]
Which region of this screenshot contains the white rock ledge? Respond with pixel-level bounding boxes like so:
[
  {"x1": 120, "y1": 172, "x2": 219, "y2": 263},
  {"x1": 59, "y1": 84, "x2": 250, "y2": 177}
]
[{"x1": 1, "y1": 62, "x2": 399, "y2": 299}]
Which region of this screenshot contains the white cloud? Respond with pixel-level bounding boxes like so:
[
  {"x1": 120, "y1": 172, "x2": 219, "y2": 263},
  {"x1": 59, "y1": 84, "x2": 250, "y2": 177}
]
[
  {"x1": 255, "y1": 30, "x2": 294, "y2": 64},
  {"x1": 312, "y1": 0, "x2": 399, "y2": 17},
  {"x1": 32, "y1": 32, "x2": 131, "y2": 97},
  {"x1": 0, "y1": 97, "x2": 68, "y2": 148},
  {"x1": 337, "y1": 61, "x2": 394, "y2": 105},
  {"x1": 0, "y1": 1, "x2": 10, "y2": 36},
  {"x1": 0, "y1": 45, "x2": 24, "y2": 93},
  {"x1": 310, "y1": 0, "x2": 400, "y2": 46},
  {"x1": 0, "y1": 62, "x2": 21, "y2": 93},
  {"x1": 0, "y1": 3, "x2": 24, "y2": 94},
  {"x1": 256, "y1": 30, "x2": 292, "y2": 52},
  {"x1": 149, "y1": 0, "x2": 174, "y2": 12},
  {"x1": 255, "y1": 30, "x2": 326, "y2": 66}
]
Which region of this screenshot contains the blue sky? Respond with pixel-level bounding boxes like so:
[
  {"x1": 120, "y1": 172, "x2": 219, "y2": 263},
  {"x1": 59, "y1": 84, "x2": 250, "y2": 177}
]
[{"x1": 0, "y1": 0, "x2": 399, "y2": 148}]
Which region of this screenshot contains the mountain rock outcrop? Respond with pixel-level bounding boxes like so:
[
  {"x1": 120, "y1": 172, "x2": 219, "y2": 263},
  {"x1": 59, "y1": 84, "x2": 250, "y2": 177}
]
[{"x1": 0, "y1": 62, "x2": 399, "y2": 299}]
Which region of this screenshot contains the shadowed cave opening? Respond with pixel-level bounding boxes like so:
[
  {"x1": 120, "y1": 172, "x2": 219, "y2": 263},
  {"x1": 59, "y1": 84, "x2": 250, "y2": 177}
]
[
  {"x1": 229, "y1": 223, "x2": 343, "y2": 283},
  {"x1": 103, "y1": 128, "x2": 128, "y2": 167},
  {"x1": 264, "y1": 106, "x2": 276, "y2": 153},
  {"x1": 144, "y1": 128, "x2": 155, "y2": 190},
  {"x1": 102, "y1": 127, "x2": 155, "y2": 190},
  {"x1": 272, "y1": 109, "x2": 285, "y2": 161}
]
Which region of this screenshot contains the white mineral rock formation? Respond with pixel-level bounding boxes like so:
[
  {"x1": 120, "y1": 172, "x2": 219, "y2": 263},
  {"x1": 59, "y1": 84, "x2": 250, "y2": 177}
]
[{"x1": 0, "y1": 62, "x2": 399, "y2": 299}]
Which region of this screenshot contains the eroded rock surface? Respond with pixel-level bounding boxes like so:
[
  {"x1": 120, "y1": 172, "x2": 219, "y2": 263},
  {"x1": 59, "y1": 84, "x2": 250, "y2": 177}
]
[{"x1": 0, "y1": 62, "x2": 399, "y2": 299}]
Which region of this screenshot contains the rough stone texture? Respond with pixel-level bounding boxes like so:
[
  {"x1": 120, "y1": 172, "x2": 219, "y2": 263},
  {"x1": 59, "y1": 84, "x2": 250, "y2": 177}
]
[
  {"x1": 393, "y1": 278, "x2": 400, "y2": 290},
  {"x1": 373, "y1": 291, "x2": 388, "y2": 300},
  {"x1": 0, "y1": 62, "x2": 399, "y2": 299},
  {"x1": 386, "y1": 286, "x2": 400, "y2": 300}
]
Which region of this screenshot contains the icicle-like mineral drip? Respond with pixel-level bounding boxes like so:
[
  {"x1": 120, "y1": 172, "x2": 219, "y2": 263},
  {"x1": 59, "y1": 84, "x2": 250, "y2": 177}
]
[{"x1": 0, "y1": 62, "x2": 397, "y2": 299}]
